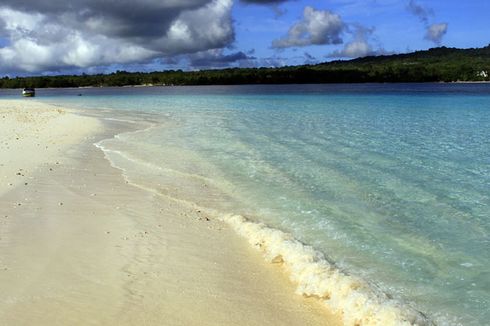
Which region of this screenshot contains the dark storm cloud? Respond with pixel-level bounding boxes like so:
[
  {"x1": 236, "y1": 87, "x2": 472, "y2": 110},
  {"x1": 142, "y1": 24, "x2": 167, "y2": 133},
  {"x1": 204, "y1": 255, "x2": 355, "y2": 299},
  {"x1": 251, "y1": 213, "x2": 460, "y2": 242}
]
[
  {"x1": 0, "y1": 0, "x2": 210, "y2": 40},
  {"x1": 0, "y1": 0, "x2": 234, "y2": 73}
]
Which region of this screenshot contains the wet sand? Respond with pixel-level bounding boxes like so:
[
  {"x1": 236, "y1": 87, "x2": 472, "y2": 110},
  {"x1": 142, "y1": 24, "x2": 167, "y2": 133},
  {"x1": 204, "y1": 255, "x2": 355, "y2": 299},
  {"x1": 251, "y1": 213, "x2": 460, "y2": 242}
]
[{"x1": 0, "y1": 100, "x2": 340, "y2": 325}]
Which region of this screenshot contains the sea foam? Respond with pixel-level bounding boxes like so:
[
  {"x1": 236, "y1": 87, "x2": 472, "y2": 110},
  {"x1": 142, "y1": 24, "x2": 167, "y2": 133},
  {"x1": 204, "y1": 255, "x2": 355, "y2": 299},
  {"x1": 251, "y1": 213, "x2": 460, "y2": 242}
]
[
  {"x1": 94, "y1": 124, "x2": 434, "y2": 326},
  {"x1": 95, "y1": 136, "x2": 434, "y2": 326},
  {"x1": 222, "y1": 214, "x2": 432, "y2": 326}
]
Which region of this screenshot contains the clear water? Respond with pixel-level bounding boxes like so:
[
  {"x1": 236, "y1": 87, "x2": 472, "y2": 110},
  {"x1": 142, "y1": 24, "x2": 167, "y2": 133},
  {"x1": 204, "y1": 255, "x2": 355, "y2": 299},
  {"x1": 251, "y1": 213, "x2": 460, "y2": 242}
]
[{"x1": 5, "y1": 84, "x2": 489, "y2": 325}]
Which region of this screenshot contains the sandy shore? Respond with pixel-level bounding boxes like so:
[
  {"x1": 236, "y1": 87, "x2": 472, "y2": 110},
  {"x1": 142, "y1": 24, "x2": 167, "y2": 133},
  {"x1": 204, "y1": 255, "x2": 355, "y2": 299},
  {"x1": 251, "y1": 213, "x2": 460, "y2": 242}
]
[
  {"x1": 0, "y1": 100, "x2": 340, "y2": 325},
  {"x1": 0, "y1": 100, "x2": 101, "y2": 196}
]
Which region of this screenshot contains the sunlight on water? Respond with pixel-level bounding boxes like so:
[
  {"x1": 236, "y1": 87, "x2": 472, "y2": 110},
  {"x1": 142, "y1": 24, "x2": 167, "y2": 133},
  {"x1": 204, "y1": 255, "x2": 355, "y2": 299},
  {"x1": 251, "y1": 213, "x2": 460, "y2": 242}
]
[{"x1": 31, "y1": 84, "x2": 490, "y2": 325}]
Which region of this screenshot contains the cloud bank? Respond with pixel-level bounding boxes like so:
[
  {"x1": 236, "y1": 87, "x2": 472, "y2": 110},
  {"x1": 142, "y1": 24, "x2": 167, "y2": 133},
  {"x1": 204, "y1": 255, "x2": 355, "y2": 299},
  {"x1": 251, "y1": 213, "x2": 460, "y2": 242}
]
[{"x1": 0, "y1": 0, "x2": 234, "y2": 73}]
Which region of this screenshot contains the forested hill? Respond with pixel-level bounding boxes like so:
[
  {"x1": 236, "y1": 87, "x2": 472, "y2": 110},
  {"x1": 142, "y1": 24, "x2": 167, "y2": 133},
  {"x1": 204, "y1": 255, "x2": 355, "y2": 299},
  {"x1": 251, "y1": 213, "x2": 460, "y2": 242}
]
[{"x1": 1, "y1": 45, "x2": 489, "y2": 88}]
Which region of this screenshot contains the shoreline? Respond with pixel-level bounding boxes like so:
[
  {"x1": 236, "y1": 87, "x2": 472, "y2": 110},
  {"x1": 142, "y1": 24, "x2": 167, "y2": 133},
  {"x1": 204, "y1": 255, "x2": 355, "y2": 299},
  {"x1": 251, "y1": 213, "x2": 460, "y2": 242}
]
[
  {"x1": 0, "y1": 100, "x2": 339, "y2": 325},
  {"x1": 89, "y1": 103, "x2": 433, "y2": 326}
]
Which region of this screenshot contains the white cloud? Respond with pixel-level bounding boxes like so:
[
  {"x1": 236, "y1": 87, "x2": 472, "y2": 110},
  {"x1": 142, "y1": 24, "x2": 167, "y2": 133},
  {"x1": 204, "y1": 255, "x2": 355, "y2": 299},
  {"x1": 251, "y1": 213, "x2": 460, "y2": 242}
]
[
  {"x1": 333, "y1": 41, "x2": 372, "y2": 58},
  {"x1": 327, "y1": 25, "x2": 390, "y2": 59},
  {"x1": 158, "y1": 0, "x2": 234, "y2": 54},
  {"x1": 272, "y1": 6, "x2": 344, "y2": 48},
  {"x1": 406, "y1": 0, "x2": 448, "y2": 45},
  {"x1": 425, "y1": 23, "x2": 448, "y2": 45}
]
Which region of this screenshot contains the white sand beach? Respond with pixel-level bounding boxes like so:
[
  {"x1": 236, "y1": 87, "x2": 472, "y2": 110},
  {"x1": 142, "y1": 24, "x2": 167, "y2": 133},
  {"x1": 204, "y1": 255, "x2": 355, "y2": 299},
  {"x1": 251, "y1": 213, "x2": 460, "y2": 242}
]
[{"x1": 0, "y1": 100, "x2": 340, "y2": 325}]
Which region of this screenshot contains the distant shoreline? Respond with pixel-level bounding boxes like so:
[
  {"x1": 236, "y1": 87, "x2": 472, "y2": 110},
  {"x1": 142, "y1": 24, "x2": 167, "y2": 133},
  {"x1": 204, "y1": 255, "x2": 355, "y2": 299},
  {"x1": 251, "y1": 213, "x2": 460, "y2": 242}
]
[
  {"x1": 1, "y1": 45, "x2": 489, "y2": 88},
  {"x1": 449, "y1": 80, "x2": 490, "y2": 84},
  {"x1": 1, "y1": 80, "x2": 490, "y2": 91}
]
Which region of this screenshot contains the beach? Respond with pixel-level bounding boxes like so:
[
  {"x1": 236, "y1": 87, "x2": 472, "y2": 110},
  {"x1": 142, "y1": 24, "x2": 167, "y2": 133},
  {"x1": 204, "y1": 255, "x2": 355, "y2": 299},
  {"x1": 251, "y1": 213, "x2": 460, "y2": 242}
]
[
  {"x1": 0, "y1": 100, "x2": 339, "y2": 325},
  {"x1": 0, "y1": 0, "x2": 488, "y2": 323},
  {"x1": 1, "y1": 83, "x2": 488, "y2": 326}
]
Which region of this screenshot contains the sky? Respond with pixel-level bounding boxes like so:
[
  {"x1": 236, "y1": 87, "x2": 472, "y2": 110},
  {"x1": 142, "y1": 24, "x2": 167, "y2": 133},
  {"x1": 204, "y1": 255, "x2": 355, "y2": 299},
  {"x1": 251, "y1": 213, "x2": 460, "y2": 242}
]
[{"x1": 0, "y1": 0, "x2": 488, "y2": 76}]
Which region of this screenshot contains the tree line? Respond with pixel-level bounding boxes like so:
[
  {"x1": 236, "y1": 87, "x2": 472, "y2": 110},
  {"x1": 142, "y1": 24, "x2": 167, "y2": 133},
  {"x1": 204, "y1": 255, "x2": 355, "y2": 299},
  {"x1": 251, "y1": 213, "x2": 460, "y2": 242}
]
[{"x1": 1, "y1": 45, "x2": 489, "y2": 89}]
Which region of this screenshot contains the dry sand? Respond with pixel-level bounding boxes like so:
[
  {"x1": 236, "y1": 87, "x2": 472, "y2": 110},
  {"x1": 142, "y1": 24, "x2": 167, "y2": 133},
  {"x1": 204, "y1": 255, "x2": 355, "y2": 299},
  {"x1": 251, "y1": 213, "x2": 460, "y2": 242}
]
[
  {"x1": 0, "y1": 100, "x2": 101, "y2": 196},
  {"x1": 0, "y1": 100, "x2": 340, "y2": 325}
]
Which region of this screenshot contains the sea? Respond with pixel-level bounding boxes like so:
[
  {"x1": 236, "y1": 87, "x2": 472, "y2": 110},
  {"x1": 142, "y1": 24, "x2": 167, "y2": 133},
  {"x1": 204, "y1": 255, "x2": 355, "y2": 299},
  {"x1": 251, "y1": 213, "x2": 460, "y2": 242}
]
[{"x1": 2, "y1": 84, "x2": 488, "y2": 325}]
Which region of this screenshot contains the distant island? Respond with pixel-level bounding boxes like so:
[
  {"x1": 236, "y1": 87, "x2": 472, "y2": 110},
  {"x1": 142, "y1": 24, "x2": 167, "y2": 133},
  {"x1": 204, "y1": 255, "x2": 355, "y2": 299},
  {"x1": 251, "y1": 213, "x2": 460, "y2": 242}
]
[{"x1": 2, "y1": 45, "x2": 489, "y2": 88}]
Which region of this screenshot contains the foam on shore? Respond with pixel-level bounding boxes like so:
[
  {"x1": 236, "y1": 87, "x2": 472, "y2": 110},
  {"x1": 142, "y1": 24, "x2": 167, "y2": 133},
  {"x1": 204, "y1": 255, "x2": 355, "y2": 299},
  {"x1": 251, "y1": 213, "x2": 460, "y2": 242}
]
[
  {"x1": 94, "y1": 125, "x2": 433, "y2": 326},
  {"x1": 223, "y1": 214, "x2": 432, "y2": 326}
]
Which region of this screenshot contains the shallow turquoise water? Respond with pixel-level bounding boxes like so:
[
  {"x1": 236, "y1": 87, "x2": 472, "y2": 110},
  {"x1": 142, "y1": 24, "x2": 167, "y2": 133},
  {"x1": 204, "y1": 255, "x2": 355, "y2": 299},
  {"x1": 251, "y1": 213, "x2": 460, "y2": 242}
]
[{"x1": 16, "y1": 84, "x2": 489, "y2": 325}]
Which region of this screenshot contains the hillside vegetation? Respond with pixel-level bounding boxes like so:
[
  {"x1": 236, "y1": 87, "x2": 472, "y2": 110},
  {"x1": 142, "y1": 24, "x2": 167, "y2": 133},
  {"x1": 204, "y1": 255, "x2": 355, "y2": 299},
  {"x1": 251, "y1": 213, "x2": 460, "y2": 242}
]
[{"x1": 1, "y1": 45, "x2": 489, "y2": 88}]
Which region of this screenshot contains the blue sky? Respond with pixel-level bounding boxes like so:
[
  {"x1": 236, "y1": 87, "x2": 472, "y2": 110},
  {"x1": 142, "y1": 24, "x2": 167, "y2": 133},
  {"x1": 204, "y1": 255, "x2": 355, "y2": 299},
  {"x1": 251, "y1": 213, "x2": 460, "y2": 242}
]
[
  {"x1": 0, "y1": 0, "x2": 488, "y2": 75},
  {"x1": 232, "y1": 0, "x2": 489, "y2": 66}
]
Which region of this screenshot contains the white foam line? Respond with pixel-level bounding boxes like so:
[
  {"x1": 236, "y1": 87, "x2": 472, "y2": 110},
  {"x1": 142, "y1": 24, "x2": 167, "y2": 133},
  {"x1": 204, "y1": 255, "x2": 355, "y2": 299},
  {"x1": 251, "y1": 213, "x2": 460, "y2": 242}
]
[
  {"x1": 223, "y1": 214, "x2": 432, "y2": 326},
  {"x1": 103, "y1": 117, "x2": 138, "y2": 124},
  {"x1": 93, "y1": 124, "x2": 434, "y2": 326},
  {"x1": 94, "y1": 142, "x2": 215, "y2": 185}
]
